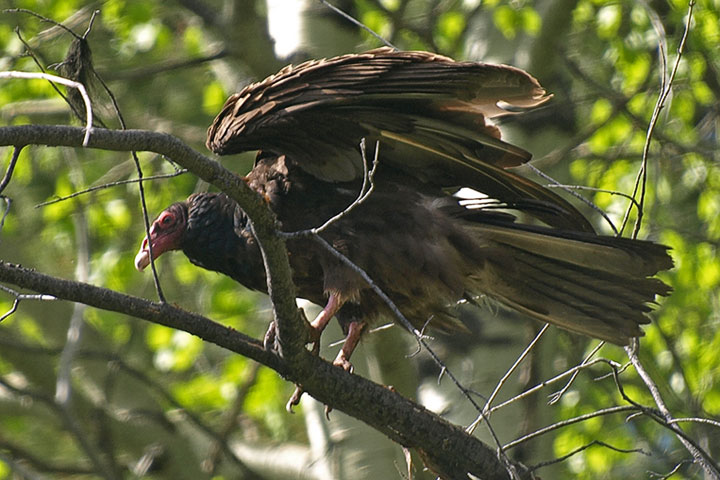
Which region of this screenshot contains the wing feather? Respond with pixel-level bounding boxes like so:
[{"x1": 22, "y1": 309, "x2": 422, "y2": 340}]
[{"x1": 207, "y1": 48, "x2": 593, "y2": 231}]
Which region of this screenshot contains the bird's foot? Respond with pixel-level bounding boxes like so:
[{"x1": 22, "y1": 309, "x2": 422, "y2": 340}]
[
  {"x1": 264, "y1": 308, "x2": 312, "y2": 352},
  {"x1": 285, "y1": 332, "x2": 354, "y2": 416},
  {"x1": 332, "y1": 350, "x2": 354, "y2": 374},
  {"x1": 331, "y1": 320, "x2": 366, "y2": 374},
  {"x1": 284, "y1": 338, "x2": 357, "y2": 416},
  {"x1": 285, "y1": 335, "x2": 324, "y2": 413}
]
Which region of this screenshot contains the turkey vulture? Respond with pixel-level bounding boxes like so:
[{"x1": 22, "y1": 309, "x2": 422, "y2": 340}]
[{"x1": 135, "y1": 48, "x2": 672, "y2": 370}]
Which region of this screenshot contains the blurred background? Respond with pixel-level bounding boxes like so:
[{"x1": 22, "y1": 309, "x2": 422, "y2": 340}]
[{"x1": 0, "y1": 0, "x2": 718, "y2": 478}]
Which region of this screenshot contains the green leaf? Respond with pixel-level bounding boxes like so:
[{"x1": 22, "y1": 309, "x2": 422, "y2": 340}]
[
  {"x1": 596, "y1": 4, "x2": 621, "y2": 39},
  {"x1": 203, "y1": 81, "x2": 226, "y2": 116},
  {"x1": 493, "y1": 5, "x2": 519, "y2": 39},
  {"x1": 436, "y1": 11, "x2": 466, "y2": 43},
  {"x1": 520, "y1": 6, "x2": 541, "y2": 36},
  {"x1": 174, "y1": 374, "x2": 227, "y2": 409}
]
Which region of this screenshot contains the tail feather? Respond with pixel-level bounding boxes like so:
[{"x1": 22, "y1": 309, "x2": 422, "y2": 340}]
[
  {"x1": 480, "y1": 223, "x2": 672, "y2": 276},
  {"x1": 472, "y1": 223, "x2": 673, "y2": 345}
]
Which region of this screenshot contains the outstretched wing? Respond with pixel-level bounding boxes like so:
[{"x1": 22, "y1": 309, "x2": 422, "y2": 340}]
[{"x1": 207, "y1": 48, "x2": 593, "y2": 232}]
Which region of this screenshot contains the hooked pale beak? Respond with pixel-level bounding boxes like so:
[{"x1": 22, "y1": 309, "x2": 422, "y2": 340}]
[{"x1": 134, "y1": 236, "x2": 152, "y2": 271}]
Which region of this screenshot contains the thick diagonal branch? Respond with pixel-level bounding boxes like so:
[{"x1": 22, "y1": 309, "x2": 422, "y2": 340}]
[{"x1": 0, "y1": 261, "x2": 527, "y2": 480}]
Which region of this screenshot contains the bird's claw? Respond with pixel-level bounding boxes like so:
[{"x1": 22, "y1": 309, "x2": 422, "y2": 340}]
[
  {"x1": 284, "y1": 347, "x2": 352, "y2": 416},
  {"x1": 319, "y1": 355, "x2": 354, "y2": 419},
  {"x1": 304, "y1": 324, "x2": 322, "y2": 348},
  {"x1": 263, "y1": 321, "x2": 277, "y2": 351},
  {"x1": 265, "y1": 308, "x2": 314, "y2": 352},
  {"x1": 286, "y1": 386, "x2": 304, "y2": 413}
]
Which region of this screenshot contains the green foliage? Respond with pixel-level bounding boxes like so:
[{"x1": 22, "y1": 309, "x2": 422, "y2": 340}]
[
  {"x1": 435, "y1": 11, "x2": 466, "y2": 51},
  {"x1": 493, "y1": 4, "x2": 541, "y2": 39}
]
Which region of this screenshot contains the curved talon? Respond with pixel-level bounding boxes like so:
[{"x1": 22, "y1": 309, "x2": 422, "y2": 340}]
[
  {"x1": 263, "y1": 321, "x2": 277, "y2": 351},
  {"x1": 286, "y1": 386, "x2": 304, "y2": 413},
  {"x1": 310, "y1": 338, "x2": 321, "y2": 356},
  {"x1": 283, "y1": 296, "x2": 362, "y2": 413}
]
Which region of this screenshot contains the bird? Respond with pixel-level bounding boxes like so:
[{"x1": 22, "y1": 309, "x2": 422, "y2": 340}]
[{"x1": 135, "y1": 47, "x2": 673, "y2": 372}]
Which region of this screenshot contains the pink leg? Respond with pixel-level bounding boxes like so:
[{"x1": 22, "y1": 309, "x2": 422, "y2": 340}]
[
  {"x1": 322, "y1": 321, "x2": 367, "y2": 418},
  {"x1": 287, "y1": 293, "x2": 345, "y2": 413},
  {"x1": 306, "y1": 293, "x2": 344, "y2": 355},
  {"x1": 333, "y1": 321, "x2": 367, "y2": 373},
  {"x1": 266, "y1": 294, "x2": 343, "y2": 352},
  {"x1": 309, "y1": 293, "x2": 343, "y2": 339}
]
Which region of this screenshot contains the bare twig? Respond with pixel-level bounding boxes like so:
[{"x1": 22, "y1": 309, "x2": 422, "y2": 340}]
[
  {"x1": 669, "y1": 417, "x2": 720, "y2": 429},
  {"x1": 317, "y1": 0, "x2": 397, "y2": 49},
  {"x1": 563, "y1": 55, "x2": 715, "y2": 158},
  {"x1": 281, "y1": 139, "x2": 380, "y2": 239},
  {"x1": 307, "y1": 233, "x2": 517, "y2": 475},
  {"x1": 485, "y1": 356, "x2": 619, "y2": 416},
  {"x1": 4, "y1": 8, "x2": 82, "y2": 39},
  {"x1": 648, "y1": 460, "x2": 693, "y2": 480},
  {"x1": 548, "y1": 341, "x2": 605, "y2": 405},
  {"x1": 527, "y1": 164, "x2": 619, "y2": 235},
  {"x1": 529, "y1": 440, "x2": 649, "y2": 472},
  {"x1": 70, "y1": 13, "x2": 169, "y2": 304},
  {"x1": 0, "y1": 284, "x2": 57, "y2": 323},
  {"x1": 0, "y1": 146, "x2": 22, "y2": 195},
  {"x1": 624, "y1": 342, "x2": 720, "y2": 478},
  {"x1": 0, "y1": 71, "x2": 93, "y2": 145},
  {"x1": 503, "y1": 405, "x2": 641, "y2": 451},
  {"x1": 467, "y1": 324, "x2": 549, "y2": 435},
  {"x1": 0, "y1": 284, "x2": 57, "y2": 301},
  {"x1": 545, "y1": 184, "x2": 640, "y2": 213},
  {"x1": 0, "y1": 145, "x2": 17, "y2": 240},
  {"x1": 0, "y1": 197, "x2": 10, "y2": 236},
  {"x1": 624, "y1": 0, "x2": 695, "y2": 238},
  {"x1": 34, "y1": 169, "x2": 188, "y2": 208}
]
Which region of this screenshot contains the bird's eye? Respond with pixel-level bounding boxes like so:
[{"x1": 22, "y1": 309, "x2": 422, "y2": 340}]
[{"x1": 160, "y1": 213, "x2": 174, "y2": 226}]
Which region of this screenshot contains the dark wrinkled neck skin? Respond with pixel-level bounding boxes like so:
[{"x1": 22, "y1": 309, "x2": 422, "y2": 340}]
[{"x1": 181, "y1": 193, "x2": 267, "y2": 292}]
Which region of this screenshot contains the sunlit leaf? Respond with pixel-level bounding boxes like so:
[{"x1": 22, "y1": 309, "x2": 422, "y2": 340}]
[
  {"x1": 202, "y1": 81, "x2": 226, "y2": 116},
  {"x1": 596, "y1": 4, "x2": 621, "y2": 38}
]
